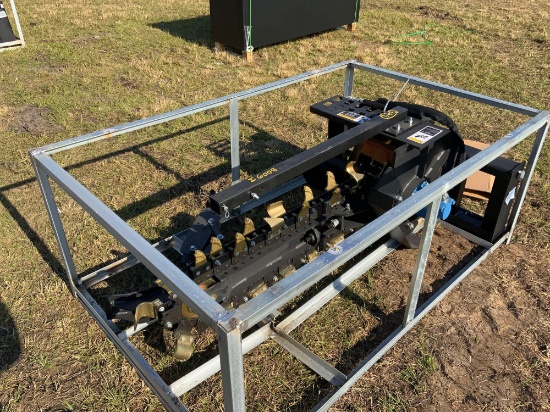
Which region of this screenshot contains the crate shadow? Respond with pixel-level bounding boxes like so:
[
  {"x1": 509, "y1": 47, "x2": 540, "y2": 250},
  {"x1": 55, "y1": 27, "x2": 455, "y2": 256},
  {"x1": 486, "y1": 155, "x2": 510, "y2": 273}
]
[
  {"x1": 149, "y1": 16, "x2": 211, "y2": 48},
  {"x1": 2, "y1": 115, "x2": 302, "y2": 280},
  {"x1": 0, "y1": 298, "x2": 20, "y2": 371},
  {"x1": 280, "y1": 245, "x2": 483, "y2": 410}
]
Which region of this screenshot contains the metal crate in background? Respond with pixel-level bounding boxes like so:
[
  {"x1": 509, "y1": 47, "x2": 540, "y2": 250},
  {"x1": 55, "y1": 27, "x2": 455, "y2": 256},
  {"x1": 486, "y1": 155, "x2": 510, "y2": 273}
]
[{"x1": 30, "y1": 61, "x2": 549, "y2": 411}]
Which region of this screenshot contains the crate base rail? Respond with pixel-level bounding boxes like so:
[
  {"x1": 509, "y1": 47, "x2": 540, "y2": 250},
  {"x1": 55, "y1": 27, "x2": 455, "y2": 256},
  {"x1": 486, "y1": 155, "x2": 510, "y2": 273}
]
[{"x1": 30, "y1": 61, "x2": 548, "y2": 411}]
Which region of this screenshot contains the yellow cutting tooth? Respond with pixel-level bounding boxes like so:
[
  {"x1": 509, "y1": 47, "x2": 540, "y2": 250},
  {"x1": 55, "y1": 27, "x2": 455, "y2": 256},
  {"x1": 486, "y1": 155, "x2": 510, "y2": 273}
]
[
  {"x1": 307, "y1": 251, "x2": 319, "y2": 263},
  {"x1": 264, "y1": 217, "x2": 285, "y2": 232},
  {"x1": 243, "y1": 217, "x2": 255, "y2": 236},
  {"x1": 181, "y1": 304, "x2": 198, "y2": 320},
  {"x1": 181, "y1": 278, "x2": 216, "y2": 319},
  {"x1": 267, "y1": 200, "x2": 286, "y2": 218},
  {"x1": 326, "y1": 171, "x2": 337, "y2": 191},
  {"x1": 210, "y1": 237, "x2": 222, "y2": 257},
  {"x1": 155, "y1": 279, "x2": 172, "y2": 295},
  {"x1": 234, "y1": 232, "x2": 247, "y2": 254},
  {"x1": 346, "y1": 161, "x2": 365, "y2": 185},
  {"x1": 329, "y1": 187, "x2": 341, "y2": 206},
  {"x1": 249, "y1": 282, "x2": 268, "y2": 298},
  {"x1": 328, "y1": 233, "x2": 345, "y2": 247},
  {"x1": 194, "y1": 250, "x2": 207, "y2": 267},
  {"x1": 299, "y1": 186, "x2": 313, "y2": 220},
  {"x1": 134, "y1": 301, "x2": 158, "y2": 329},
  {"x1": 304, "y1": 185, "x2": 314, "y2": 202},
  {"x1": 174, "y1": 333, "x2": 195, "y2": 361},
  {"x1": 279, "y1": 265, "x2": 296, "y2": 278}
]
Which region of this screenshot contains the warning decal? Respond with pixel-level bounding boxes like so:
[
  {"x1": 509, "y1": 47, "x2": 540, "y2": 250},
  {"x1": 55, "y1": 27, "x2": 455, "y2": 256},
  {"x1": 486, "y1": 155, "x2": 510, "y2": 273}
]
[
  {"x1": 408, "y1": 126, "x2": 442, "y2": 144},
  {"x1": 337, "y1": 111, "x2": 368, "y2": 123}
]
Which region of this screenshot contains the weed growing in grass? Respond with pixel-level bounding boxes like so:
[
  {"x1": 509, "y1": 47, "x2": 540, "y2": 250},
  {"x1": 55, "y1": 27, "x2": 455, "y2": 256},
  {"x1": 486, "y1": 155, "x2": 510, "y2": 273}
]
[
  {"x1": 400, "y1": 339, "x2": 438, "y2": 394},
  {"x1": 376, "y1": 388, "x2": 410, "y2": 412}
]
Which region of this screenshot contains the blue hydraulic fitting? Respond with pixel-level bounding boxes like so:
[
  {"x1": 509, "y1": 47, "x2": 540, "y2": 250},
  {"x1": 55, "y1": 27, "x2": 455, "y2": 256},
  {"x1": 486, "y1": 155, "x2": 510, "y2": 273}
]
[{"x1": 413, "y1": 181, "x2": 455, "y2": 220}]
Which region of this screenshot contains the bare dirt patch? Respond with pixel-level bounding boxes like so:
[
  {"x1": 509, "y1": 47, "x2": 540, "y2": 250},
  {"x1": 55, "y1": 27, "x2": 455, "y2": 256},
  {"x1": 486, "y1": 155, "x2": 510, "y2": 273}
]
[
  {"x1": 416, "y1": 6, "x2": 464, "y2": 22},
  {"x1": 8, "y1": 105, "x2": 64, "y2": 136},
  {"x1": 331, "y1": 230, "x2": 550, "y2": 412}
]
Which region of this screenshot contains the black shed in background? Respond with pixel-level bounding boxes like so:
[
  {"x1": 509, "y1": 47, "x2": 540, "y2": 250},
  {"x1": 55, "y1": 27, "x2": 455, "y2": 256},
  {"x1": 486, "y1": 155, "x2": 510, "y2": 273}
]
[{"x1": 210, "y1": 0, "x2": 359, "y2": 58}]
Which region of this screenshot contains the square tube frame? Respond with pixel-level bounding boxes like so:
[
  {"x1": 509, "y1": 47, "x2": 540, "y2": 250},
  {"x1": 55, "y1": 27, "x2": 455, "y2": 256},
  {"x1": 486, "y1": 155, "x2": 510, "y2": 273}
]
[{"x1": 30, "y1": 61, "x2": 549, "y2": 411}]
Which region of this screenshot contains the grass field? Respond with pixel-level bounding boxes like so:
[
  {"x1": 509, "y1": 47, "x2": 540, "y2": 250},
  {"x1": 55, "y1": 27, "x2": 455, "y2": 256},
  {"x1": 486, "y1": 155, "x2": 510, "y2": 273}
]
[{"x1": 0, "y1": 0, "x2": 549, "y2": 411}]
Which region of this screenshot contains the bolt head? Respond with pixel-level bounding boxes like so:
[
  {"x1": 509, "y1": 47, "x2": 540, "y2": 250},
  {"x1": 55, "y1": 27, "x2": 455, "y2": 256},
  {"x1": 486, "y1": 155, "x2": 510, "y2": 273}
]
[
  {"x1": 165, "y1": 322, "x2": 173, "y2": 329},
  {"x1": 217, "y1": 234, "x2": 224, "y2": 240}
]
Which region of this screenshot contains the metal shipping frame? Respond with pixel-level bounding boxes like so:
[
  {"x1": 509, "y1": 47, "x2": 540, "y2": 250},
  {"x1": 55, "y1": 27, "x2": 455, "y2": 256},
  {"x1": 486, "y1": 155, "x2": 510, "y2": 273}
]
[{"x1": 30, "y1": 61, "x2": 549, "y2": 411}]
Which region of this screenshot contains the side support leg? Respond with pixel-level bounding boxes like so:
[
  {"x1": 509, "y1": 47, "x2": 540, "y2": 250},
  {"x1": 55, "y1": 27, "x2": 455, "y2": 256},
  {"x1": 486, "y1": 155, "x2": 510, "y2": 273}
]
[
  {"x1": 9, "y1": 0, "x2": 24, "y2": 46},
  {"x1": 230, "y1": 97, "x2": 240, "y2": 185},
  {"x1": 403, "y1": 196, "x2": 441, "y2": 327},
  {"x1": 218, "y1": 326, "x2": 246, "y2": 411},
  {"x1": 31, "y1": 154, "x2": 78, "y2": 291},
  {"x1": 506, "y1": 120, "x2": 549, "y2": 244},
  {"x1": 344, "y1": 63, "x2": 355, "y2": 97}
]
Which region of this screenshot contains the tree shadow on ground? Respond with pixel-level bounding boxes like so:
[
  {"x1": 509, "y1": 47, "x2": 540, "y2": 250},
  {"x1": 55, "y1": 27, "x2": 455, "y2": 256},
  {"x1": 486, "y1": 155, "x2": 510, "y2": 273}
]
[
  {"x1": 0, "y1": 298, "x2": 20, "y2": 371},
  {"x1": 149, "y1": 16, "x2": 211, "y2": 48}
]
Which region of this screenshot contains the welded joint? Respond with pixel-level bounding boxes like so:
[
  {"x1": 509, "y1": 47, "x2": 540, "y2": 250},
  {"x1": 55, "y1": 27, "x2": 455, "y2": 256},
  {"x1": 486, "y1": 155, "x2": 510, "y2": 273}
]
[
  {"x1": 28, "y1": 148, "x2": 45, "y2": 158},
  {"x1": 218, "y1": 312, "x2": 244, "y2": 334}
]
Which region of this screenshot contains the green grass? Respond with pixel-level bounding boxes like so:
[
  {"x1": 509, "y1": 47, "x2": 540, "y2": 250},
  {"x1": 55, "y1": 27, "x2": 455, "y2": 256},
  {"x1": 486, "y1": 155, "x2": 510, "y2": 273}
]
[
  {"x1": 0, "y1": 0, "x2": 549, "y2": 411},
  {"x1": 400, "y1": 339, "x2": 438, "y2": 394}
]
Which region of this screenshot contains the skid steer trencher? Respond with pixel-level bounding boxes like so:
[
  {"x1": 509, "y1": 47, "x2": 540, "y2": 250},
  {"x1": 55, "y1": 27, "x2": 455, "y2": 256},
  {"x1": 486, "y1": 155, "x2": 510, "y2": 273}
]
[
  {"x1": 0, "y1": 0, "x2": 24, "y2": 51},
  {"x1": 30, "y1": 61, "x2": 548, "y2": 411}
]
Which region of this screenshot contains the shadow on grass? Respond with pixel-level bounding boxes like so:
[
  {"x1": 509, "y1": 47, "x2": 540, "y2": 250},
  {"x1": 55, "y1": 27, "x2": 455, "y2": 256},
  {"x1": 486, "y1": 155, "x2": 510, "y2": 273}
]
[
  {"x1": 1, "y1": 115, "x2": 301, "y2": 282},
  {"x1": 276, "y1": 244, "x2": 484, "y2": 410},
  {"x1": 0, "y1": 298, "x2": 20, "y2": 371},
  {"x1": 149, "y1": 16, "x2": 211, "y2": 48}
]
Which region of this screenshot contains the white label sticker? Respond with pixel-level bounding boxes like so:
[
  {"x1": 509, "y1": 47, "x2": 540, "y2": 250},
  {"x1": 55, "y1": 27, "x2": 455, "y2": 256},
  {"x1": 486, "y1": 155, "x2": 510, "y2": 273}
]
[
  {"x1": 337, "y1": 111, "x2": 368, "y2": 123},
  {"x1": 0, "y1": 11, "x2": 7, "y2": 18},
  {"x1": 408, "y1": 126, "x2": 442, "y2": 144},
  {"x1": 505, "y1": 187, "x2": 516, "y2": 205}
]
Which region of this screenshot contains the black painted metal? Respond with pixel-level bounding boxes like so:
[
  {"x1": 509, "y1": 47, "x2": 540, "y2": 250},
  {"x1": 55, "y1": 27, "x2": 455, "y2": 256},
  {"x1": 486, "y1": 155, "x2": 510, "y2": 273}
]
[
  {"x1": 447, "y1": 146, "x2": 524, "y2": 242},
  {"x1": 0, "y1": 1, "x2": 18, "y2": 43},
  {"x1": 209, "y1": 0, "x2": 359, "y2": 51},
  {"x1": 209, "y1": 108, "x2": 407, "y2": 215}
]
